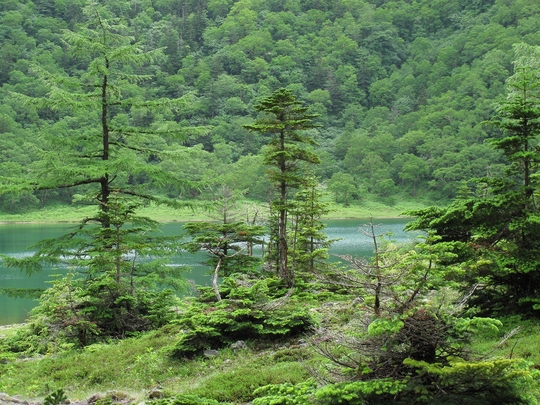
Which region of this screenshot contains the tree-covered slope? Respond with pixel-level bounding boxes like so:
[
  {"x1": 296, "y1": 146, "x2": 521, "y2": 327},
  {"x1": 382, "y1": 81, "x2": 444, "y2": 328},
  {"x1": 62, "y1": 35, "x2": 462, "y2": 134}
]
[{"x1": 2, "y1": 0, "x2": 540, "y2": 211}]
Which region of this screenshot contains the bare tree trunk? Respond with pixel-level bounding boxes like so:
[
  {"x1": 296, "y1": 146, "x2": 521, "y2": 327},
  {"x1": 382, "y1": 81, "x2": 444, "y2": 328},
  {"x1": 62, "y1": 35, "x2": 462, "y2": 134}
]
[
  {"x1": 368, "y1": 219, "x2": 382, "y2": 318},
  {"x1": 278, "y1": 127, "x2": 292, "y2": 287},
  {"x1": 213, "y1": 256, "x2": 223, "y2": 302}
]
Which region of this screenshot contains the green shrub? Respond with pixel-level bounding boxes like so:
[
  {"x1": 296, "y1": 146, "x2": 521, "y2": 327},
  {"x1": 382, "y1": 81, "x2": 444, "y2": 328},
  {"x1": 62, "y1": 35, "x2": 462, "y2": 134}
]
[
  {"x1": 43, "y1": 389, "x2": 68, "y2": 405},
  {"x1": 253, "y1": 379, "x2": 407, "y2": 405},
  {"x1": 253, "y1": 380, "x2": 318, "y2": 405},
  {"x1": 170, "y1": 276, "x2": 313, "y2": 358},
  {"x1": 149, "y1": 394, "x2": 231, "y2": 405},
  {"x1": 4, "y1": 272, "x2": 181, "y2": 354},
  {"x1": 403, "y1": 357, "x2": 540, "y2": 404},
  {"x1": 252, "y1": 358, "x2": 540, "y2": 405}
]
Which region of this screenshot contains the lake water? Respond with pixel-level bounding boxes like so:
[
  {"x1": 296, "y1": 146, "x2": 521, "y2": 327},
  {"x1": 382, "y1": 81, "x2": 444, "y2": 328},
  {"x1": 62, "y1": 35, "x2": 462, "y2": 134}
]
[{"x1": 0, "y1": 218, "x2": 417, "y2": 325}]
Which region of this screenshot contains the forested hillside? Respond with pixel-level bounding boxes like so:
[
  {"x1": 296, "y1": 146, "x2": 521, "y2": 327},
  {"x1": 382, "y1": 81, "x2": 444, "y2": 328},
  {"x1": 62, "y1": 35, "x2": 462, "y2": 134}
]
[{"x1": 2, "y1": 0, "x2": 539, "y2": 211}]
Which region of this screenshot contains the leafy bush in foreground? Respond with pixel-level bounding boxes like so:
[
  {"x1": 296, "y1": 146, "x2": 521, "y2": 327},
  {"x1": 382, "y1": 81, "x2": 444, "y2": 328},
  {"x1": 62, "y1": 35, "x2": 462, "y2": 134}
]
[
  {"x1": 170, "y1": 275, "x2": 313, "y2": 358},
  {"x1": 149, "y1": 395, "x2": 232, "y2": 405},
  {"x1": 253, "y1": 357, "x2": 540, "y2": 405},
  {"x1": 5, "y1": 272, "x2": 179, "y2": 354}
]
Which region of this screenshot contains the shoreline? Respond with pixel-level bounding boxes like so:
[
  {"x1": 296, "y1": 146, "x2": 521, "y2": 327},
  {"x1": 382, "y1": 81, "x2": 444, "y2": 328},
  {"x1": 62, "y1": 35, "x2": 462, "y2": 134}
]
[
  {"x1": 0, "y1": 215, "x2": 414, "y2": 225},
  {"x1": 0, "y1": 323, "x2": 25, "y2": 330},
  {"x1": 0, "y1": 214, "x2": 414, "y2": 225},
  {"x1": 0, "y1": 200, "x2": 429, "y2": 225}
]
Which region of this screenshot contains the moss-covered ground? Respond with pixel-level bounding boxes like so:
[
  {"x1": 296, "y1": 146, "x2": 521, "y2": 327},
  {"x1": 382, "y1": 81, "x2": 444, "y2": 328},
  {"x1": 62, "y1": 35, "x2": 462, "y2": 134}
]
[{"x1": 1, "y1": 300, "x2": 539, "y2": 403}]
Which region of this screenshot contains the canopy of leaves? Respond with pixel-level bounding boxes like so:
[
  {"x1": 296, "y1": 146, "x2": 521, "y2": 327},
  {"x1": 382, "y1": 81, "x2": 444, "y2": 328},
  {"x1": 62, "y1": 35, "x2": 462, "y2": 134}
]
[{"x1": 3, "y1": 0, "x2": 540, "y2": 210}]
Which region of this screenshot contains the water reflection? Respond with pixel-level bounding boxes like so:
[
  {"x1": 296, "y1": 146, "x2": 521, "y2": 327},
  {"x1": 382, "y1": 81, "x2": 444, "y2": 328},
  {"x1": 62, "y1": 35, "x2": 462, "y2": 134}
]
[
  {"x1": 0, "y1": 218, "x2": 418, "y2": 325},
  {"x1": 325, "y1": 219, "x2": 422, "y2": 257}
]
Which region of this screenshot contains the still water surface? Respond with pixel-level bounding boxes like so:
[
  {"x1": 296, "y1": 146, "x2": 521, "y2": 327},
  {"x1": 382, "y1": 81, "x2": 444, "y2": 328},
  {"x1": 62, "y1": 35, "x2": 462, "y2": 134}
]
[{"x1": 0, "y1": 219, "x2": 417, "y2": 325}]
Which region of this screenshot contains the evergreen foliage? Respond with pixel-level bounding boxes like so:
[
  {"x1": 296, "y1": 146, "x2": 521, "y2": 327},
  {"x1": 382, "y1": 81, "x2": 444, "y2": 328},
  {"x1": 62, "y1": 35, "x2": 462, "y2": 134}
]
[
  {"x1": 2, "y1": 0, "x2": 540, "y2": 208},
  {"x1": 0, "y1": 1, "x2": 198, "y2": 343},
  {"x1": 183, "y1": 220, "x2": 265, "y2": 301},
  {"x1": 169, "y1": 275, "x2": 313, "y2": 358},
  {"x1": 181, "y1": 186, "x2": 266, "y2": 301},
  {"x1": 253, "y1": 357, "x2": 540, "y2": 405},
  {"x1": 244, "y1": 88, "x2": 321, "y2": 287},
  {"x1": 407, "y1": 44, "x2": 540, "y2": 316},
  {"x1": 2, "y1": 0, "x2": 540, "y2": 403},
  {"x1": 288, "y1": 177, "x2": 333, "y2": 275},
  {"x1": 43, "y1": 389, "x2": 68, "y2": 405}
]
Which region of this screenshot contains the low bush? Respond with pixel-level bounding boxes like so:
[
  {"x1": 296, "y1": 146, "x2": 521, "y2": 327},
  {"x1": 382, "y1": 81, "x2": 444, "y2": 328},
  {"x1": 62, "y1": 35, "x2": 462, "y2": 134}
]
[
  {"x1": 148, "y1": 394, "x2": 232, "y2": 405},
  {"x1": 170, "y1": 275, "x2": 313, "y2": 358},
  {"x1": 253, "y1": 357, "x2": 540, "y2": 404},
  {"x1": 4, "y1": 272, "x2": 180, "y2": 355}
]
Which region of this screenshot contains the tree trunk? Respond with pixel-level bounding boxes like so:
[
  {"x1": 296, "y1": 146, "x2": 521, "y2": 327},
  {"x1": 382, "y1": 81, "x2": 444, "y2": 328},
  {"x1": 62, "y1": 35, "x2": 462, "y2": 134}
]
[
  {"x1": 213, "y1": 256, "x2": 223, "y2": 301},
  {"x1": 278, "y1": 129, "x2": 292, "y2": 287}
]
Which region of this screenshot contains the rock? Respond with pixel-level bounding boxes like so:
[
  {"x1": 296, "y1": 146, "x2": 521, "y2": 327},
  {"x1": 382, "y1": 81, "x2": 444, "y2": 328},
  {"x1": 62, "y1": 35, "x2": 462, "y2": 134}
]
[
  {"x1": 87, "y1": 394, "x2": 103, "y2": 405},
  {"x1": 203, "y1": 349, "x2": 219, "y2": 357},
  {"x1": 148, "y1": 388, "x2": 164, "y2": 400},
  {"x1": 230, "y1": 340, "x2": 247, "y2": 351},
  {"x1": 86, "y1": 392, "x2": 132, "y2": 405},
  {"x1": 0, "y1": 393, "x2": 30, "y2": 405}
]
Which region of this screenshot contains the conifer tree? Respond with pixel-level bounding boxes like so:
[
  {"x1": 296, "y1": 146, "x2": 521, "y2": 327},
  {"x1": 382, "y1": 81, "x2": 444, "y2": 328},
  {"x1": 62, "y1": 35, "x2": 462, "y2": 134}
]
[
  {"x1": 183, "y1": 186, "x2": 265, "y2": 301},
  {"x1": 0, "y1": 1, "x2": 205, "y2": 341},
  {"x1": 244, "y1": 89, "x2": 321, "y2": 287},
  {"x1": 13, "y1": 1, "x2": 198, "y2": 214},
  {"x1": 289, "y1": 177, "x2": 333, "y2": 275},
  {"x1": 407, "y1": 44, "x2": 540, "y2": 315}
]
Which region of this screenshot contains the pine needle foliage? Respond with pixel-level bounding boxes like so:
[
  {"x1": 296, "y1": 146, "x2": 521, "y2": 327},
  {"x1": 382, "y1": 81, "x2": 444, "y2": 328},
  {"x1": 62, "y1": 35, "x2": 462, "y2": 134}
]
[
  {"x1": 244, "y1": 89, "x2": 321, "y2": 287},
  {"x1": 0, "y1": 0, "x2": 203, "y2": 343},
  {"x1": 406, "y1": 44, "x2": 540, "y2": 316}
]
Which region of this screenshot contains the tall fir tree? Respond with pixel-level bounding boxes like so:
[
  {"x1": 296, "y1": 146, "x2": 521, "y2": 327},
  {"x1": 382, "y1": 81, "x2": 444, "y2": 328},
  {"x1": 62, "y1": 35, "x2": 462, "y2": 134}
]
[
  {"x1": 289, "y1": 176, "x2": 333, "y2": 275},
  {"x1": 244, "y1": 89, "x2": 321, "y2": 287},
  {"x1": 407, "y1": 44, "x2": 540, "y2": 315},
  {"x1": 0, "y1": 1, "x2": 206, "y2": 341}
]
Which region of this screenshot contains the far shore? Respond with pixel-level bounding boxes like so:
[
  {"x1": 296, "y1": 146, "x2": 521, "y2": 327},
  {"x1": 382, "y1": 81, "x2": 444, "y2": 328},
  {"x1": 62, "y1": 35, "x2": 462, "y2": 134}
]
[
  {"x1": 0, "y1": 323, "x2": 25, "y2": 330},
  {"x1": 0, "y1": 199, "x2": 435, "y2": 224}
]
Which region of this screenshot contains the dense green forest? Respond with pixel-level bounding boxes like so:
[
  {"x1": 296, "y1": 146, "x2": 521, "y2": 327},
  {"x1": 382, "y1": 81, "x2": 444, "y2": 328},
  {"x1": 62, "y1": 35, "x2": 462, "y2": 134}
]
[
  {"x1": 3, "y1": 0, "x2": 540, "y2": 404},
  {"x1": 3, "y1": 0, "x2": 540, "y2": 211}
]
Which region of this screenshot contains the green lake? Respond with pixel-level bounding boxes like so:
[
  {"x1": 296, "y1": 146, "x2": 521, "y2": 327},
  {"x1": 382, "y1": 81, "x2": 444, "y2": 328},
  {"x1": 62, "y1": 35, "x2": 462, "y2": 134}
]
[{"x1": 0, "y1": 219, "x2": 416, "y2": 325}]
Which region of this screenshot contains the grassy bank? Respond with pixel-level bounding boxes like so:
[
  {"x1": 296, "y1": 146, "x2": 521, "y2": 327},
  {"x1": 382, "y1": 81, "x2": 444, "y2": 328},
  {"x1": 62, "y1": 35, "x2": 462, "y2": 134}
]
[
  {"x1": 0, "y1": 204, "x2": 203, "y2": 223},
  {"x1": 323, "y1": 198, "x2": 433, "y2": 219},
  {"x1": 0, "y1": 305, "x2": 538, "y2": 402},
  {"x1": 0, "y1": 198, "x2": 434, "y2": 223},
  {"x1": 0, "y1": 323, "x2": 315, "y2": 401}
]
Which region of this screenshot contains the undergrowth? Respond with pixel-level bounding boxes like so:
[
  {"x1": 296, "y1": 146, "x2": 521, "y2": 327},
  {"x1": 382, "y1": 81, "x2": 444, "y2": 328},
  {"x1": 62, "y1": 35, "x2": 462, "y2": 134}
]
[
  {"x1": 169, "y1": 276, "x2": 314, "y2": 358},
  {"x1": 0, "y1": 278, "x2": 539, "y2": 404},
  {"x1": 0, "y1": 323, "x2": 317, "y2": 401},
  {"x1": 0, "y1": 275, "x2": 327, "y2": 401}
]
